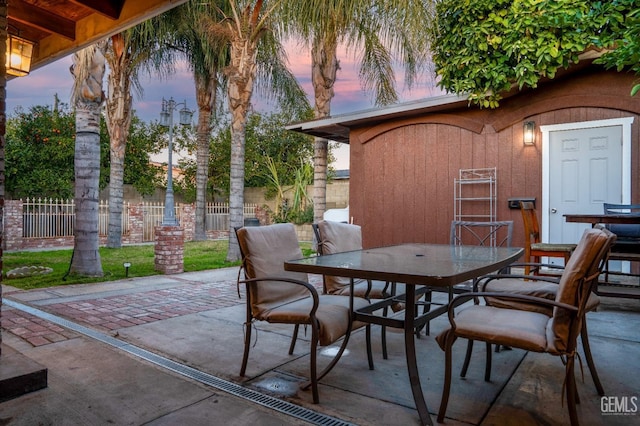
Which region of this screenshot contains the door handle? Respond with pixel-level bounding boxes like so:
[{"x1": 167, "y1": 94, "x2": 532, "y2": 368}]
[{"x1": 551, "y1": 208, "x2": 557, "y2": 213}]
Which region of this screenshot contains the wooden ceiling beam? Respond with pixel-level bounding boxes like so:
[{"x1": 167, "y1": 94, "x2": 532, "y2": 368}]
[
  {"x1": 70, "y1": 0, "x2": 125, "y2": 20},
  {"x1": 8, "y1": 0, "x2": 76, "y2": 40}
]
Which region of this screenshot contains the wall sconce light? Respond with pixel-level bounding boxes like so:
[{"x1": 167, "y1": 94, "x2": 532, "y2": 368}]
[
  {"x1": 523, "y1": 121, "x2": 536, "y2": 145},
  {"x1": 5, "y1": 34, "x2": 35, "y2": 77}
]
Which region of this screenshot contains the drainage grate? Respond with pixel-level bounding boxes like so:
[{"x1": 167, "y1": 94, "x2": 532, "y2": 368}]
[{"x1": 4, "y1": 299, "x2": 354, "y2": 426}]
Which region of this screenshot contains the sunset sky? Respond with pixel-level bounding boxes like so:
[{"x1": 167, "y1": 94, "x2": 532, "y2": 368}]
[{"x1": 6, "y1": 42, "x2": 441, "y2": 169}]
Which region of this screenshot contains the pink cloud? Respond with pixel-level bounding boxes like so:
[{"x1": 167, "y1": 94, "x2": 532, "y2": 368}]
[{"x1": 6, "y1": 38, "x2": 441, "y2": 171}]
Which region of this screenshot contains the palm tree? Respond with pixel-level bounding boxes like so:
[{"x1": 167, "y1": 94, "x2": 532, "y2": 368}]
[
  {"x1": 160, "y1": 2, "x2": 229, "y2": 241},
  {"x1": 69, "y1": 42, "x2": 107, "y2": 277},
  {"x1": 280, "y1": 0, "x2": 434, "y2": 222},
  {"x1": 200, "y1": 0, "x2": 309, "y2": 261},
  {"x1": 104, "y1": 31, "x2": 145, "y2": 248},
  {"x1": 105, "y1": 16, "x2": 190, "y2": 248}
]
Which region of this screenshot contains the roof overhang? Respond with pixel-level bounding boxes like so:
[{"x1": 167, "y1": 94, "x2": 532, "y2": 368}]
[
  {"x1": 6, "y1": 0, "x2": 189, "y2": 73},
  {"x1": 287, "y1": 51, "x2": 612, "y2": 144},
  {"x1": 286, "y1": 93, "x2": 469, "y2": 143}
]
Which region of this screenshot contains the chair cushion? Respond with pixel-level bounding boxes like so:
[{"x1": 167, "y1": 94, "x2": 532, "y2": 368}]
[
  {"x1": 436, "y1": 305, "x2": 550, "y2": 352},
  {"x1": 484, "y1": 277, "x2": 600, "y2": 315},
  {"x1": 237, "y1": 223, "x2": 310, "y2": 316},
  {"x1": 531, "y1": 242, "x2": 576, "y2": 253},
  {"x1": 317, "y1": 221, "x2": 365, "y2": 293},
  {"x1": 329, "y1": 279, "x2": 389, "y2": 299},
  {"x1": 257, "y1": 294, "x2": 370, "y2": 346},
  {"x1": 483, "y1": 278, "x2": 559, "y2": 315},
  {"x1": 547, "y1": 229, "x2": 609, "y2": 353},
  {"x1": 608, "y1": 223, "x2": 640, "y2": 239},
  {"x1": 318, "y1": 220, "x2": 363, "y2": 253}
]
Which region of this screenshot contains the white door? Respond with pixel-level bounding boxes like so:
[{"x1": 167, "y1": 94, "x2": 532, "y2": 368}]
[
  {"x1": 542, "y1": 117, "x2": 634, "y2": 267},
  {"x1": 548, "y1": 125, "x2": 623, "y2": 253}
]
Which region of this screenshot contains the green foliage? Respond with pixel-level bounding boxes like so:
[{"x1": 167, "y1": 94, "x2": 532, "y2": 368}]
[
  {"x1": 5, "y1": 102, "x2": 163, "y2": 199},
  {"x1": 264, "y1": 156, "x2": 286, "y2": 214},
  {"x1": 431, "y1": 0, "x2": 637, "y2": 107},
  {"x1": 593, "y1": 0, "x2": 640, "y2": 96},
  {"x1": 179, "y1": 110, "x2": 316, "y2": 197},
  {"x1": 124, "y1": 117, "x2": 165, "y2": 195},
  {"x1": 264, "y1": 158, "x2": 314, "y2": 224},
  {"x1": 6, "y1": 104, "x2": 82, "y2": 199}
]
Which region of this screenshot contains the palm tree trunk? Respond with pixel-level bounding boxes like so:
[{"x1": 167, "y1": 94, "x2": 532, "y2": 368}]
[
  {"x1": 311, "y1": 35, "x2": 339, "y2": 223},
  {"x1": 226, "y1": 36, "x2": 258, "y2": 262},
  {"x1": 72, "y1": 102, "x2": 104, "y2": 276},
  {"x1": 194, "y1": 73, "x2": 216, "y2": 241},
  {"x1": 70, "y1": 45, "x2": 105, "y2": 277},
  {"x1": 105, "y1": 34, "x2": 133, "y2": 249}
]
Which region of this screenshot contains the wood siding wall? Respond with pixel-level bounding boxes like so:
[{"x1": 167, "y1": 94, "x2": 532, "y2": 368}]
[{"x1": 349, "y1": 68, "x2": 640, "y2": 248}]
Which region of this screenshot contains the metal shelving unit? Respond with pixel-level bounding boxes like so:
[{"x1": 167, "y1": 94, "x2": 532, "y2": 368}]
[{"x1": 454, "y1": 167, "x2": 497, "y2": 222}]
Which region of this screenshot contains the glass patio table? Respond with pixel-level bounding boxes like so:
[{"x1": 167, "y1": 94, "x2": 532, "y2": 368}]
[{"x1": 285, "y1": 243, "x2": 523, "y2": 426}]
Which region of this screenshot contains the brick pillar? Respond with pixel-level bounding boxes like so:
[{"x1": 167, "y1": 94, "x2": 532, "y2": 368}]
[
  {"x1": 3, "y1": 199, "x2": 23, "y2": 251},
  {"x1": 154, "y1": 225, "x2": 184, "y2": 274},
  {"x1": 181, "y1": 203, "x2": 195, "y2": 242},
  {"x1": 255, "y1": 205, "x2": 270, "y2": 225},
  {"x1": 127, "y1": 203, "x2": 144, "y2": 244}
]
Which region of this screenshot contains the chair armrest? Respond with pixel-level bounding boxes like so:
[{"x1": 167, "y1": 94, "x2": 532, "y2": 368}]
[
  {"x1": 474, "y1": 274, "x2": 560, "y2": 292},
  {"x1": 478, "y1": 273, "x2": 560, "y2": 285},
  {"x1": 447, "y1": 291, "x2": 577, "y2": 326},
  {"x1": 239, "y1": 277, "x2": 320, "y2": 314},
  {"x1": 506, "y1": 262, "x2": 565, "y2": 270}
]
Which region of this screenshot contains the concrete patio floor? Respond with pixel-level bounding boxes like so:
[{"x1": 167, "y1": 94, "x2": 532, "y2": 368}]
[{"x1": 1, "y1": 266, "x2": 639, "y2": 425}]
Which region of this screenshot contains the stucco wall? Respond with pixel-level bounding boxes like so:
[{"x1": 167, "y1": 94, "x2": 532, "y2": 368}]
[{"x1": 244, "y1": 180, "x2": 349, "y2": 212}]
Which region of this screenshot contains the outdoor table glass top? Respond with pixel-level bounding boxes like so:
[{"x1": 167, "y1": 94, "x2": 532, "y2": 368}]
[
  {"x1": 285, "y1": 243, "x2": 523, "y2": 426},
  {"x1": 285, "y1": 243, "x2": 524, "y2": 287}
]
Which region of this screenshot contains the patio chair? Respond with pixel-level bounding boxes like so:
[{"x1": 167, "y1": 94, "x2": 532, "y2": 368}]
[
  {"x1": 521, "y1": 201, "x2": 576, "y2": 275},
  {"x1": 448, "y1": 220, "x2": 514, "y2": 376},
  {"x1": 313, "y1": 221, "x2": 390, "y2": 297},
  {"x1": 602, "y1": 203, "x2": 640, "y2": 283},
  {"x1": 314, "y1": 220, "x2": 397, "y2": 358},
  {"x1": 236, "y1": 223, "x2": 373, "y2": 403},
  {"x1": 450, "y1": 220, "x2": 514, "y2": 248},
  {"x1": 469, "y1": 226, "x2": 615, "y2": 396},
  {"x1": 450, "y1": 220, "x2": 514, "y2": 284},
  {"x1": 602, "y1": 203, "x2": 640, "y2": 246},
  {"x1": 436, "y1": 228, "x2": 612, "y2": 425}
]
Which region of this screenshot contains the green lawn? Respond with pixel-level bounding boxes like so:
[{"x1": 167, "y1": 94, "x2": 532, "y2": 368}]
[
  {"x1": 1, "y1": 240, "x2": 236, "y2": 290},
  {"x1": 2, "y1": 240, "x2": 316, "y2": 291}
]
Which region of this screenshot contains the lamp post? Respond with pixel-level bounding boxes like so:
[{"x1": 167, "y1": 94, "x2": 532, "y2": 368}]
[{"x1": 159, "y1": 97, "x2": 193, "y2": 226}]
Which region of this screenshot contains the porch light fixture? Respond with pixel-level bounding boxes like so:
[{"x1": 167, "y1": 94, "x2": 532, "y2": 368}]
[
  {"x1": 523, "y1": 121, "x2": 536, "y2": 145},
  {"x1": 5, "y1": 34, "x2": 34, "y2": 77}
]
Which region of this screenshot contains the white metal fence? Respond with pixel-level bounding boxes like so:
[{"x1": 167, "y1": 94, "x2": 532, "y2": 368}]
[
  {"x1": 205, "y1": 202, "x2": 257, "y2": 232},
  {"x1": 22, "y1": 198, "x2": 76, "y2": 238},
  {"x1": 21, "y1": 198, "x2": 257, "y2": 242},
  {"x1": 140, "y1": 202, "x2": 180, "y2": 241},
  {"x1": 98, "y1": 200, "x2": 130, "y2": 236}
]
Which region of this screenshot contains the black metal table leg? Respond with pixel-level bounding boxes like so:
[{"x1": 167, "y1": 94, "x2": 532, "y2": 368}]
[{"x1": 404, "y1": 285, "x2": 432, "y2": 425}]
